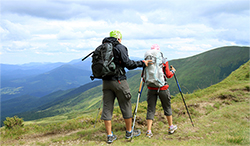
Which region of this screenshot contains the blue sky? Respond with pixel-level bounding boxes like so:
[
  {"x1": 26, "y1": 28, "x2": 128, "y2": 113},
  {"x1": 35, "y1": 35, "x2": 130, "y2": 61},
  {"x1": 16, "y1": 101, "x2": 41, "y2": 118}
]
[{"x1": 1, "y1": 0, "x2": 249, "y2": 64}]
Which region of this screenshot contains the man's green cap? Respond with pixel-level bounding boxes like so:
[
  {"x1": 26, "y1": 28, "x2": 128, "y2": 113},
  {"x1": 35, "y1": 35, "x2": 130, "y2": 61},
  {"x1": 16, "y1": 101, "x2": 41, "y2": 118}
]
[{"x1": 110, "y1": 30, "x2": 122, "y2": 39}]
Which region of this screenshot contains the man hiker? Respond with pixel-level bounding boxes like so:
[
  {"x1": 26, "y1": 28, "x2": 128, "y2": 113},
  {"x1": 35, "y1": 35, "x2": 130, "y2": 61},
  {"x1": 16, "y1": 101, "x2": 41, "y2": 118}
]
[
  {"x1": 101, "y1": 30, "x2": 151, "y2": 143},
  {"x1": 144, "y1": 44, "x2": 177, "y2": 138}
]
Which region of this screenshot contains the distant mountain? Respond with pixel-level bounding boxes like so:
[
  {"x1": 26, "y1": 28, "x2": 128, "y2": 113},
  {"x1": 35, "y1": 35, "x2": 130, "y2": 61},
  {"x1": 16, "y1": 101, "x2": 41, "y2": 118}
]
[
  {"x1": 1, "y1": 64, "x2": 92, "y2": 101},
  {"x1": 13, "y1": 46, "x2": 249, "y2": 122},
  {"x1": 68, "y1": 57, "x2": 92, "y2": 71},
  {"x1": 1, "y1": 62, "x2": 64, "y2": 80}
]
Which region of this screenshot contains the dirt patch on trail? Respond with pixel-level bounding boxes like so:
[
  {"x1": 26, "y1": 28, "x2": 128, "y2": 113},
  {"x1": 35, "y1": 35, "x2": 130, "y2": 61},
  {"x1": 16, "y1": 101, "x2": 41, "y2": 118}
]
[{"x1": 218, "y1": 94, "x2": 239, "y2": 101}]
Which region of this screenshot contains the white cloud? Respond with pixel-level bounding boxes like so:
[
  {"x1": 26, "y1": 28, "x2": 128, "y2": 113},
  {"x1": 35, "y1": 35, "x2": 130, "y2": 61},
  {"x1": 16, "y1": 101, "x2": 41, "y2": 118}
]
[
  {"x1": 0, "y1": 0, "x2": 249, "y2": 64},
  {"x1": 1, "y1": 20, "x2": 31, "y2": 41},
  {"x1": 32, "y1": 34, "x2": 57, "y2": 41}
]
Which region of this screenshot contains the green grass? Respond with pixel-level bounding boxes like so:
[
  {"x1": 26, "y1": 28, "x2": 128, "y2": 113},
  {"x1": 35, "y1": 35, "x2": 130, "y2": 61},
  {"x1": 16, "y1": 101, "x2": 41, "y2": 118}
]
[{"x1": 1, "y1": 61, "x2": 249, "y2": 145}]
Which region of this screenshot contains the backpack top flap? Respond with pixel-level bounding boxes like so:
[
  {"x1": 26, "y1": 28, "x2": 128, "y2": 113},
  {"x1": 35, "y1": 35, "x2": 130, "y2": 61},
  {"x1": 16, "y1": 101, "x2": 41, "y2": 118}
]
[{"x1": 144, "y1": 50, "x2": 166, "y2": 87}]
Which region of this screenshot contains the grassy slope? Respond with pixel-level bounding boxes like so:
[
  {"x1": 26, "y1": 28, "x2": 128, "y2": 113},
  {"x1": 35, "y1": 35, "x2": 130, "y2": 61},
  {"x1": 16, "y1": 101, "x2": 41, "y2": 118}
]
[{"x1": 1, "y1": 61, "x2": 249, "y2": 146}]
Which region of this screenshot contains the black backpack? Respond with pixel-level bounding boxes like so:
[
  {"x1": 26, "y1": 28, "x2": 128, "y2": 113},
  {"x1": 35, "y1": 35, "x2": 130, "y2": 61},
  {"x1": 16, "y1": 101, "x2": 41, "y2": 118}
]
[{"x1": 90, "y1": 42, "x2": 118, "y2": 80}]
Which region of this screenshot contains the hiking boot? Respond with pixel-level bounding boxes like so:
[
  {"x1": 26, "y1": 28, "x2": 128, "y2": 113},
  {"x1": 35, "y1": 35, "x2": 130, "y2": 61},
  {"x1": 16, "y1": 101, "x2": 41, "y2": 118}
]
[
  {"x1": 146, "y1": 132, "x2": 153, "y2": 138},
  {"x1": 107, "y1": 134, "x2": 117, "y2": 144},
  {"x1": 168, "y1": 125, "x2": 177, "y2": 134},
  {"x1": 125, "y1": 129, "x2": 141, "y2": 139}
]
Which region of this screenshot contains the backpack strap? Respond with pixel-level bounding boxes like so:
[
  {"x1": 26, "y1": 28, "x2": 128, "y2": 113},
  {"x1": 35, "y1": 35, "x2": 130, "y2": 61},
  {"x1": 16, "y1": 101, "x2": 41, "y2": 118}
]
[{"x1": 161, "y1": 54, "x2": 168, "y2": 84}]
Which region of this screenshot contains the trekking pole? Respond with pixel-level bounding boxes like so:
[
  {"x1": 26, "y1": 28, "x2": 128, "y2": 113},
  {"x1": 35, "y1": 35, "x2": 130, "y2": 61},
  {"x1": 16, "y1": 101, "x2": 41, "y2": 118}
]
[
  {"x1": 93, "y1": 98, "x2": 102, "y2": 128},
  {"x1": 171, "y1": 66, "x2": 194, "y2": 127},
  {"x1": 131, "y1": 69, "x2": 145, "y2": 141},
  {"x1": 82, "y1": 51, "x2": 94, "y2": 61}
]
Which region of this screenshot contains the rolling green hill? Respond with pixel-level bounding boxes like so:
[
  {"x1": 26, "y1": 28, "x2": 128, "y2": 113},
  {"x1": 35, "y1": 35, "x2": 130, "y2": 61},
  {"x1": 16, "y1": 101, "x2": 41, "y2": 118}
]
[
  {"x1": 167, "y1": 46, "x2": 249, "y2": 95},
  {"x1": 15, "y1": 46, "x2": 249, "y2": 122},
  {"x1": 1, "y1": 58, "x2": 249, "y2": 146}
]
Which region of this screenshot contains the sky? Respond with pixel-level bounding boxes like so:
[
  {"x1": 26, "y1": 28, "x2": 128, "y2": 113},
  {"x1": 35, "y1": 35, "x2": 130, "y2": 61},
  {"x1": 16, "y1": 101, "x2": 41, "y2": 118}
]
[{"x1": 1, "y1": 0, "x2": 249, "y2": 64}]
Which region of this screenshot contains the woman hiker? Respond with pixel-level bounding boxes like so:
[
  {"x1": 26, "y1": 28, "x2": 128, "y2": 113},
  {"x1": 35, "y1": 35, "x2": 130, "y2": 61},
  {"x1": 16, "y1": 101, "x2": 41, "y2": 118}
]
[{"x1": 144, "y1": 44, "x2": 177, "y2": 138}]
